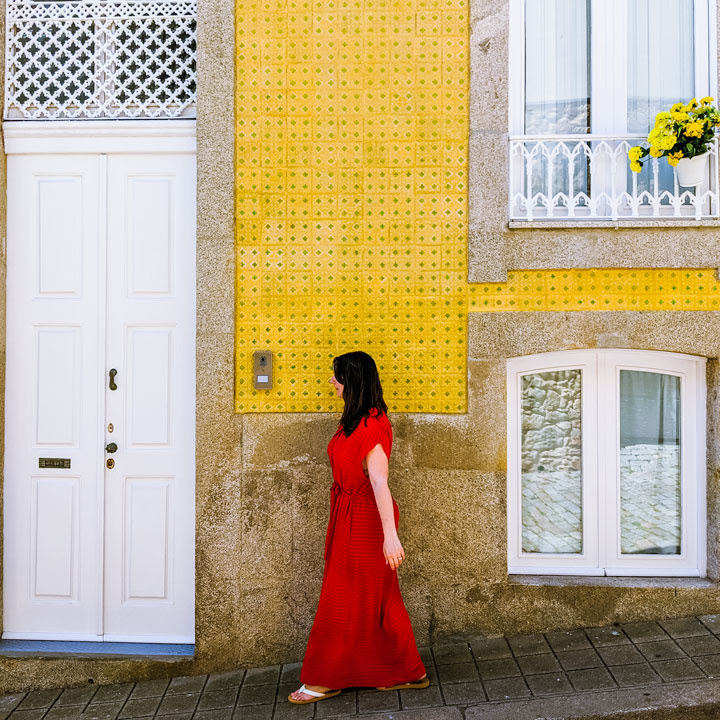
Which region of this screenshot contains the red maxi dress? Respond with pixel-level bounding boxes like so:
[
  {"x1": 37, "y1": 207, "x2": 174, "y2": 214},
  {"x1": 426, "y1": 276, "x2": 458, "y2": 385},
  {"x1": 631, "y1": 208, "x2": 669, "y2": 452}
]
[{"x1": 299, "y1": 408, "x2": 426, "y2": 688}]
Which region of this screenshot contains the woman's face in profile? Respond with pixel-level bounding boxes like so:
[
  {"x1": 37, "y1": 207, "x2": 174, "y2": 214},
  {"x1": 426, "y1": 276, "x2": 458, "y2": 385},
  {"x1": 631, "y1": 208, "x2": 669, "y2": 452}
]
[{"x1": 329, "y1": 372, "x2": 344, "y2": 398}]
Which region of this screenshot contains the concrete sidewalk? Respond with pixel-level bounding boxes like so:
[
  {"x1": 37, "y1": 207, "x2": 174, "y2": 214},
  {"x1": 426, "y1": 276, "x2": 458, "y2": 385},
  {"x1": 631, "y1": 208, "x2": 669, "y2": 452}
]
[{"x1": 4, "y1": 615, "x2": 720, "y2": 720}]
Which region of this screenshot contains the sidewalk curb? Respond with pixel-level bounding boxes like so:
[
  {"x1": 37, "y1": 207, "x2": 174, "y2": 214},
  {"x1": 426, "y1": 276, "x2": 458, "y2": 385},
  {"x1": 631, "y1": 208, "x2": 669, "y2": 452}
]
[{"x1": 463, "y1": 677, "x2": 720, "y2": 719}]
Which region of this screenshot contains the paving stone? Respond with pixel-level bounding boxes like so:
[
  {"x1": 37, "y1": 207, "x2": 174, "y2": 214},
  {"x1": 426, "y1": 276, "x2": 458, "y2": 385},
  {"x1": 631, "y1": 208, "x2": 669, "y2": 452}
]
[
  {"x1": 621, "y1": 621, "x2": 669, "y2": 643},
  {"x1": 0, "y1": 696, "x2": 26, "y2": 714},
  {"x1": 483, "y1": 677, "x2": 531, "y2": 701},
  {"x1": 698, "y1": 614, "x2": 720, "y2": 634},
  {"x1": 357, "y1": 691, "x2": 400, "y2": 714},
  {"x1": 129, "y1": 680, "x2": 170, "y2": 700},
  {"x1": 91, "y1": 688, "x2": 133, "y2": 705},
  {"x1": 7, "y1": 710, "x2": 47, "y2": 720},
  {"x1": 659, "y1": 617, "x2": 710, "y2": 639},
  {"x1": 166, "y1": 678, "x2": 207, "y2": 696},
  {"x1": 55, "y1": 689, "x2": 97, "y2": 708},
  {"x1": 525, "y1": 672, "x2": 573, "y2": 696},
  {"x1": 315, "y1": 690, "x2": 357, "y2": 717},
  {"x1": 118, "y1": 697, "x2": 162, "y2": 719},
  {"x1": 418, "y1": 646, "x2": 433, "y2": 665},
  {"x1": 17, "y1": 690, "x2": 62, "y2": 711},
  {"x1": 156, "y1": 693, "x2": 200, "y2": 715},
  {"x1": 555, "y1": 648, "x2": 603, "y2": 671},
  {"x1": 269, "y1": 703, "x2": 313, "y2": 719},
  {"x1": 275, "y1": 683, "x2": 298, "y2": 703},
  {"x1": 243, "y1": 667, "x2": 280, "y2": 687},
  {"x1": 516, "y1": 653, "x2": 561, "y2": 675},
  {"x1": 196, "y1": 689, "x2": 238, "y2": 712},
  {"x1": 651, "y1": 658, "x2": 705, "y2": 682},
  {"x1": 507, "y1": 633, "x2": 551, "y2": 656},
  {"x1": 586, "y1": 625, "x2": 631, "y2": 648},
  {"x1": 158, "y1": 714, "x2": 191, "y2": 720},
  {"x1": 80, "y1": 702, "x2": 124, "y2": 720},
  {"x1": 236, "y1": 685, "x2": 276, "y2": 707},
  {"x1": 436, "y1": 662, "x2": 479, "y2": 684},
  {"x1": 694, "y1": 653, "x2": 720, "y2": 677},
  {"x1": 231, "y1": 705, "x2": 274, "y2": 720},
  {"x1": 566, "y1": 667, "x2": 617, "y2": 692},
  {"x1": 609, "y1": 663, "x2": 662, "y2": 688},
  {"x1": 636, "y1": 639, "x2": 686, "y2": 662},
  {"x1": 279, "y1": 664, "x2": 302, "y2": 684},
  {"x1": 439, "y1": 681, "x2": 486, "y2": 705},
  {"x1": 193, "y1": 709, "x2": 233, "y2": 720},
  {"x1": 470, "y1": 637, "x2": 511, "y2": 661},
  {"x1": 432, "y1": 643, "x2": 472, "y2": 665},
  {"x1": 676, "y1": 634, "x2": 720, "y2": 656},
  {"x1": 477, "y1": 658, "x2": 521, "y2": 681},
  {"x1": 44, "y1": 707, "x2": 84, "y2": 720},
  {"x1": 204, "y1": 672, "x2": 244, "y2": 693},
  {"x1": 596, "y1": 644, "x2": 645, "y2": 666},
  {"x1": 545, "y1": 629, "x2": 591, "y2": 653},
  {"x1": 399, "y1": 683, "x2": 443, "y2": 709}
]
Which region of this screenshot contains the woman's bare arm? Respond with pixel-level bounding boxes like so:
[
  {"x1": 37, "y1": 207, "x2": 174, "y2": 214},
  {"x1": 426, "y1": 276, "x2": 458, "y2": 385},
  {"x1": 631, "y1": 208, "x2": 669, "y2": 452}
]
[{"x1": 366, "y1": 443, "x2": 405, "y2": 570}]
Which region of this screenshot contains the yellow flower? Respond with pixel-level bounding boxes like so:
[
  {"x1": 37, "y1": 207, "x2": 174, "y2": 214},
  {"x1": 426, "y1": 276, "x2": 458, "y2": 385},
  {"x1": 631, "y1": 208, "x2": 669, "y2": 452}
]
[
  {"x1": 671, "y1": 102, "x2": 684, "y2": 112},
  {"x1": 687, "y1": 98, "x2": 699, "y2": 109},
  {"x1": 668, "y1": 150, "x2": 684, "y2": 167},
  {"x1": 655, "y1": 111, "x2": 672, "y2": 125},
  {"x1": 684, "y1": 120, "x2": 704, "y2": 138},
  {"x1": 649, "y1": 146, "x2": 663, "y2": 158},
  {"x1": 671, "y1": 109, "x2": 689, "y2": 121},
  {"x1": 660, "y1": 134, "x2": 677, "y2": 150},
  {"x1": 701, "y1": 96, "x2": 714, "y2": 105},
  {"x1": 630, "y1": 160, "x2": 642, "y2": 173},
  {"x1": 628, "y1": 146, "x2": 643, "y2": 161}
]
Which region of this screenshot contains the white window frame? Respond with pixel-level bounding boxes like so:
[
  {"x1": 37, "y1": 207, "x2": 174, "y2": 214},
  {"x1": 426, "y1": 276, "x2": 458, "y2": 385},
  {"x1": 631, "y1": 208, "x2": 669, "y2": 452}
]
[
  {"x1": 507, "y1": 349, "x2": 707, "y2": 577},
  {"x1": 508, "y1": 0, "x2": 716, "y2": 136}
]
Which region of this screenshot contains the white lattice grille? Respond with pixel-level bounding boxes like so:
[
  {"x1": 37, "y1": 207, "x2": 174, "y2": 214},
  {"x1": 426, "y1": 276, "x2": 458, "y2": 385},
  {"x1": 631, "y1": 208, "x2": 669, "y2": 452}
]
[
  {"x1": 509, "y1": 136, "x2": 720, "y2": 221},
  {"x1": 5, "y1": 0, "x2": 196, "y2": 119}
]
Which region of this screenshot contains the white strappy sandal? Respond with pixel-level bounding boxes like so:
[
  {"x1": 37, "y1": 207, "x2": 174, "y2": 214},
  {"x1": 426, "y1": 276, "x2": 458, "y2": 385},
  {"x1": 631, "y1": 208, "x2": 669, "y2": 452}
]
[{"x1": 287, "y1": 683, "x2": 342, "y2": 704}]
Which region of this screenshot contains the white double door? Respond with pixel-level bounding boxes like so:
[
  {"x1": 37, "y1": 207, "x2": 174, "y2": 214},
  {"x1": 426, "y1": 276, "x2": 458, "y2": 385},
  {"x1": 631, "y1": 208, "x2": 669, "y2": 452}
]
[{"x1": 3, "y1": 124, "x2": 196, "y2": 642}]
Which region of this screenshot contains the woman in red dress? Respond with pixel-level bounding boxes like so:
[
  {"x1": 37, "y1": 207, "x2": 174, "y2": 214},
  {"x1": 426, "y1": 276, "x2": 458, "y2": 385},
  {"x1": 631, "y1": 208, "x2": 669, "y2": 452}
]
[{"x1": 289, "y1": 351, "x2": 429, "y2": 704}]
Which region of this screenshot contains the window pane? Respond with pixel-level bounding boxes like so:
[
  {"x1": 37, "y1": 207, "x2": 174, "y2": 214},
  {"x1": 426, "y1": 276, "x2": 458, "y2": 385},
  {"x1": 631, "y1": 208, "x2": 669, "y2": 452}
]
[
  {"x1": 521, "y1": 370, "x2": 582, "y2": 553},
  {"x1": 524, "y1": 0, "x2": 591, "y2": 134},
  {"x1": 627, "y1": 1, "x2": 695, "y2": 198},
  {"x1": 627, "y1": 0, "x2": 694, "y2": 133},
  {"x1": 619, "y1": 370, "x2": 681, "y2": 555}
]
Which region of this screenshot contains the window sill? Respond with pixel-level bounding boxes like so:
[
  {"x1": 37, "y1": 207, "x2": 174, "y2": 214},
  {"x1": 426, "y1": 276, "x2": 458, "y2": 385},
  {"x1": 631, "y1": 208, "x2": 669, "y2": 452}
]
[
  {"x1": 0, "y1": 639, "x2": 195, "y2": 660},
  {"x1": 508, "y1": 575, "x2": 719, "y2": 589},
  {"x1": 508, "y1": 218, "x2": 720, "y2": 230}
]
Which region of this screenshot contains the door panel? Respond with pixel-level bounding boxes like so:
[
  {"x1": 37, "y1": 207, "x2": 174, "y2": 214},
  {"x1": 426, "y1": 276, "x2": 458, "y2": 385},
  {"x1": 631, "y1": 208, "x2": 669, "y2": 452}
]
[
  {"x1": 4, "y1": 155, "x2": 103, "y2": 638},
  {"x1": 103, "y1": 154, "x2": 196, "y2": 642}
]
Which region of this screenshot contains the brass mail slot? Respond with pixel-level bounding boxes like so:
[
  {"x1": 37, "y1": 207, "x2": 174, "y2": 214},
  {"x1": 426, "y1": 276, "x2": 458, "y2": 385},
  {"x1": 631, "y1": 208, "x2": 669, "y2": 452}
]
[{"x1": 39, "y1": 458, "x2": 71, "y2": 469}]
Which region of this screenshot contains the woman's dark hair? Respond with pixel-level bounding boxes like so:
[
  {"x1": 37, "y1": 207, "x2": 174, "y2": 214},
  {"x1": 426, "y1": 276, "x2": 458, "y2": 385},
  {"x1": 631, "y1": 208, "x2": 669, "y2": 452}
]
[{"x1": 333, "y1": 351, "x2": 388, "y2": 436}]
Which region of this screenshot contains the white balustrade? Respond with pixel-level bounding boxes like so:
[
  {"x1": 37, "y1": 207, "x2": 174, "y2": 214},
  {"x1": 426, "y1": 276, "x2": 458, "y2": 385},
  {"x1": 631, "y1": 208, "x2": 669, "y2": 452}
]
[
  {"x1": 509, "y1": 135, "x2": 720, "y2": 221},
  {"x1": 5, "y1": 0, "x2": 197, "y2": 119}
]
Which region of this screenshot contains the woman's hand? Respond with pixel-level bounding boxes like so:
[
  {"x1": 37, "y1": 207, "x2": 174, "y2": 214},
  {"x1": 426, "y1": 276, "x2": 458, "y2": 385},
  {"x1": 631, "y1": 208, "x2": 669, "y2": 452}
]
[{"x1": 383, "y1": 534, "x2": 405, "y2": 570}]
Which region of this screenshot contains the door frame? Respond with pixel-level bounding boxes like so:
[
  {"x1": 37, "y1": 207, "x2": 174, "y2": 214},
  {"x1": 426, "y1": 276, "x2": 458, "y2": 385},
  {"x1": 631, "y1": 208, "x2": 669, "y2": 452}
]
[{"x1": 2, "y1": 119, "x2": 197, "y2": 642}]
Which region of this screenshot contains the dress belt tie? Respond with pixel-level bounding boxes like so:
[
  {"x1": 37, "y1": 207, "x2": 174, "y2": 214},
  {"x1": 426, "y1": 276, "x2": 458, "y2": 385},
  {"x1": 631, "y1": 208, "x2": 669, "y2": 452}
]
[{"x1": 325, "y1": 482, "x2": 374, "y2": 562}]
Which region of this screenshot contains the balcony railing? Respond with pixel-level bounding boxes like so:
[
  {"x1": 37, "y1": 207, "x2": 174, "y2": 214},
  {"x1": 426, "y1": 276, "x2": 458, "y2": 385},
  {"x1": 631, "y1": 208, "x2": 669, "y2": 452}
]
[
  {"x1": 5, "y1": 0, "x2": 197, "y2": 120},
  {"x1": 509, "y1": 135, "x2": 720, "y2": 221}
]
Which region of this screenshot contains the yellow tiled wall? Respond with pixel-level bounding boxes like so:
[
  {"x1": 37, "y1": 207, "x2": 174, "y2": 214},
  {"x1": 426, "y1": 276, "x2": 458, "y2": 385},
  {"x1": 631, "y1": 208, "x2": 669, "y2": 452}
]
[
  {"x1": 234, "y1": 2, "x2": 719, "y2": 413},
  {"x1": 235, "y1": 0, "x2": 470, "y2": 412}
]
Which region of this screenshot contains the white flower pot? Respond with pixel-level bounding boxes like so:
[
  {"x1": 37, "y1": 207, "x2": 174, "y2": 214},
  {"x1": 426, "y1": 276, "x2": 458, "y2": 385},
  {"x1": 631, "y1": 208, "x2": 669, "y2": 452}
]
[{"x1": 675, "y1": 151, "x2": 710, "y2": 187}]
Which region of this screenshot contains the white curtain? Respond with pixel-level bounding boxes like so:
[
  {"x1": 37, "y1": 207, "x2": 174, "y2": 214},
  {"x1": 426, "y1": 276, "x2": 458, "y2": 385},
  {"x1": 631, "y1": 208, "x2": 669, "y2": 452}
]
[
  {"x1": 524, "y1": 0, "x2": 591, "y2": 134},
  {"x1": 627, "y1": 0, "x2": 695, "y2": 133}
]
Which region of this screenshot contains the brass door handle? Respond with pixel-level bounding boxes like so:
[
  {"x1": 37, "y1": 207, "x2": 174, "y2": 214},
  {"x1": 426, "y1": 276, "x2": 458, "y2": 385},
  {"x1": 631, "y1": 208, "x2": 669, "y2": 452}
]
[
  {"x1": 105, "y1": 442, "x2": 118, "y2": 453},
  {"x1": 109, "y1": 368, "x2": 117, "y2": 390}
]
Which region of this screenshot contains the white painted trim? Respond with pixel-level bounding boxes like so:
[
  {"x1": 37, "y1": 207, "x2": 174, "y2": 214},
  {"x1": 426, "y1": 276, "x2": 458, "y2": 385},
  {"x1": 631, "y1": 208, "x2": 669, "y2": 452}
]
[
  {"x1": 2, "y1": 120, "x2": 197, "y2": 155},
  {"x1": 507, "y1": 349, "x2": 707, "y2": 577}
]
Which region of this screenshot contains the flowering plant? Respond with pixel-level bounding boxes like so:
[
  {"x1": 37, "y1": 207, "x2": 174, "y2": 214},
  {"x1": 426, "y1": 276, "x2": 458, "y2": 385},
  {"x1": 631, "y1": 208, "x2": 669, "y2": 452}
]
[{"x1": 629, "y1": 97, "x2": 720, "y2": 172}]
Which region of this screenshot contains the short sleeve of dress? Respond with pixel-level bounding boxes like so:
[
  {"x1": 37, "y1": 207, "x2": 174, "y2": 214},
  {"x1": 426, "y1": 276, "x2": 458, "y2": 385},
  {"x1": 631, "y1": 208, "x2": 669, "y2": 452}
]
[{"x1": 357, "y1": 410, "x2": 392, "y2": 462}]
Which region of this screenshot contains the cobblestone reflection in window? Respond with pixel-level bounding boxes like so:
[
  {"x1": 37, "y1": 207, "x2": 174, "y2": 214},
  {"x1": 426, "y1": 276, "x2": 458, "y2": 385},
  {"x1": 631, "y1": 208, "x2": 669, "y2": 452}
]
[
  {"x1": 521, "y1": 370, "x2": 582, "y2": 553},
  {"x1": 620, "y1": 370, "x2": 681, "y2": 555}
]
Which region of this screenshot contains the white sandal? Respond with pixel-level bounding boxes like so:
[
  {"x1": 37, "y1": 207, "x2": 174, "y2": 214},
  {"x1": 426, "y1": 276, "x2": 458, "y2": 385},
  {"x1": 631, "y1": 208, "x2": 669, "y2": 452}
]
[{"x1": 287, "y1": 683, "x2": 342, "y2": 704}]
